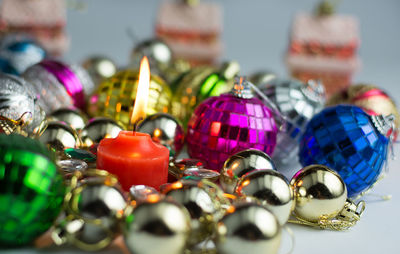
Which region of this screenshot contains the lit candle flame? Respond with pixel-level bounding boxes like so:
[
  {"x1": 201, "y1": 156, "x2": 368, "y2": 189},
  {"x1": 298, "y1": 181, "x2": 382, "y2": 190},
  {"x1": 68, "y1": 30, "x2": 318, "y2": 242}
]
[{"x1": 131, "y1": 56, "x2": 150, "y2": 127}]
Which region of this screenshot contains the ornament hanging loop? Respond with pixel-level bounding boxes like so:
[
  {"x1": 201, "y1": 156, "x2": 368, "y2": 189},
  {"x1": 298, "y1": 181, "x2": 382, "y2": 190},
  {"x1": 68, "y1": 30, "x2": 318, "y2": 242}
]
[
  {"x1": 301, "y1": 79, "x2": 326, "y2": 104},
  {"x1": 245, "y1": 77, "x2": 288, "y2": 131},
  {"x1": 289, "y1": 199, "x2": 365, "y2": 231}
]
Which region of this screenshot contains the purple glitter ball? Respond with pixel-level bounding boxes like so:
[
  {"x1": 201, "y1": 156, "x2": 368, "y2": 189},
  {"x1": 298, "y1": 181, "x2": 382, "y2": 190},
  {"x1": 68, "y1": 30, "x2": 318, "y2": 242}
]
[{"x1": 187, "y1": 93, "x2": 278, "y2": 171}]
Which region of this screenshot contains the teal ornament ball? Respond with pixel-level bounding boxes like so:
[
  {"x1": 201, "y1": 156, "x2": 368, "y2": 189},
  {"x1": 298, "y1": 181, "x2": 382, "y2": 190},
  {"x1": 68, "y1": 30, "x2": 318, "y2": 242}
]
[{"x1": 0, "y1": 134, "x2": 65, "y2": 246}]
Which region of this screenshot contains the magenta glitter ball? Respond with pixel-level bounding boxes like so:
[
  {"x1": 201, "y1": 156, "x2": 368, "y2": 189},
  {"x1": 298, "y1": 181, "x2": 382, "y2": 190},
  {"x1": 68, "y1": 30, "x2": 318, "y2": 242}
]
[{"x1": 187, "y1": 77, "x2": 279, "y2": 171}]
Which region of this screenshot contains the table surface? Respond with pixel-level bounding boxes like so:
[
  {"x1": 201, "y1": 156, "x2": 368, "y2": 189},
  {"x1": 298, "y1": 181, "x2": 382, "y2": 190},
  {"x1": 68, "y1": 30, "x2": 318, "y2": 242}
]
[{"x1": 1, "y1": 0, "x2": 400, "y2": 253}]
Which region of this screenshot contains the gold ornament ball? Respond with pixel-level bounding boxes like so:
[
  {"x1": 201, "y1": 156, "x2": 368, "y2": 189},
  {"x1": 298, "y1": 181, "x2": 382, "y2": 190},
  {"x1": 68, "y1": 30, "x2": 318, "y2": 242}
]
[
  {"x1": 162, "y1": 179, "x2": 220, "y2": 246},
  {"x1": 170, "y1": 61, "x2": 240, "y2": 127},
  {"x1": 82, "y1": 56, "x2": 117, "y2": 86},
  {"x1": 80, "y1": 117, "x2": 124, "y2": 147},
  {"x1": 87, "y1": 70, "x2": 172, "y2": 128},
  {"x1": 220, "y1": 149, "x2": 276, "y2": 194},
  {"x1": 248, "y1": 70, "x2": 277, "y2": 86},
  {"x1": 124, "y1": 199, "x2": 191, "y2": 254},
  {"x1": 290, "y1": 164, "x2": 347, "y2": 222},
  {"x1": 39, "y1": 121, "x2": 80, "y2": 151},
  {"x1": 58, "y1": 170, "x2": 127, "y2": 251},
  {"x1": 216, "y1": 202, "x2": 281, "y2": 254},
  {"x1": 137, "y1": 113, "x2": 185, "y2": 159},
  {"x1": 235, "y1": 169, "x2": 293, "y2": 225},
  {"x1": 327, "y1": 84, "x2": 400, "y2": 130},
  {"x1": 50, "y1": 108, "x2": 88, "y2": 131}
]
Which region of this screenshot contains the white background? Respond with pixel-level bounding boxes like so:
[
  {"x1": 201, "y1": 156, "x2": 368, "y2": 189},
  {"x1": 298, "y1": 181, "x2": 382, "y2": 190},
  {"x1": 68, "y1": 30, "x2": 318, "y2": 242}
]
[{"x1": 1, "y1": 0, "x2": 400, "y2": 253}]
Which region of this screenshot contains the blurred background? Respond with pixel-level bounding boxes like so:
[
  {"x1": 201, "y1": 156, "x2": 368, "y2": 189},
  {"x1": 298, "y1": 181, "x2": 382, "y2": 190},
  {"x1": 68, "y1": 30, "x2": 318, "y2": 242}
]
[{"x1": 65, "y1": 0, "x2": 400, "y2": 96}]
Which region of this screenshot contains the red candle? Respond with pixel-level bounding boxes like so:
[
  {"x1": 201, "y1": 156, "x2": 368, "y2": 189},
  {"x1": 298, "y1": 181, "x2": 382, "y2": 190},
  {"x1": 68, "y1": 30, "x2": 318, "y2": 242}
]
[
  {"x1": 96, "y1": 56, "x2": 169, "y2": 191},
  {"x1": 97, "y1": 131, "x2": 169, "y2": 191}
]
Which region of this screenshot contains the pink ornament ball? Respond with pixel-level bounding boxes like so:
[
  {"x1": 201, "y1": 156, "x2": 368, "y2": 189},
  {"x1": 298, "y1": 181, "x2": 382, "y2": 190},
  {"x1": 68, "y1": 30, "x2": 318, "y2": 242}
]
[{"x1": 186, "y1": 93, "x2": 278, "y2": 171}]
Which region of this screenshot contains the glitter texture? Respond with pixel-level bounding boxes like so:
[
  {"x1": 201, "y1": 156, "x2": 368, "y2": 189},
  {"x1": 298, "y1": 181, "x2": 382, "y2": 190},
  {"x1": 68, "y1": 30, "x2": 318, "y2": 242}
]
[
  {"x1": 187, "y1": 93, "x2": 278, "y2": 171},
  {"x1": 299, "y1": 105, "x2": 389, "y2": 196}
]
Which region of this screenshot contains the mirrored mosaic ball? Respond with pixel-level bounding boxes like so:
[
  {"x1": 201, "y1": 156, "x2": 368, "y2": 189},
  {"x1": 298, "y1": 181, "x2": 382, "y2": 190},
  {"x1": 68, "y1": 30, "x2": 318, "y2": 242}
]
[
  {"x1": 258, "y1": 78, "x2": 325, "y2": 164},
  {"x1": 0, "y1": 134, "x2": 65, "y2": 246},
  {"x1": 87, "y1": 70, "x2": 172, "y2": 128},
  {"x1": 299, "y1": 105, "x2": 389, "y2": 196},
  {"x1": 187, "y1": 93, "x2": 278, "y2": 171}
]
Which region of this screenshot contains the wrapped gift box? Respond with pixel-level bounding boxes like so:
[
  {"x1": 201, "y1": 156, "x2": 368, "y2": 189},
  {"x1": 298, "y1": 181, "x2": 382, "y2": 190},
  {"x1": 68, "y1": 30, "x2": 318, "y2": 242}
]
[
  {"x1": 155, "y1": 1, "x2": 223, "y2": 66},
  {"x1": 0, "y1": 0, "x2": 69, "y2": 56},
  {"x1": 286, "y1": 11, "x2": 361, "y2": 97}
]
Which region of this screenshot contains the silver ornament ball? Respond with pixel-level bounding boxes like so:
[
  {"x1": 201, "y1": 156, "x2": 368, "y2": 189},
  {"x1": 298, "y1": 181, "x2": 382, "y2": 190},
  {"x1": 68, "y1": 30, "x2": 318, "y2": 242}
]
[{"x1": 257, "y1": 78, "x2": 325, "y2": 165}]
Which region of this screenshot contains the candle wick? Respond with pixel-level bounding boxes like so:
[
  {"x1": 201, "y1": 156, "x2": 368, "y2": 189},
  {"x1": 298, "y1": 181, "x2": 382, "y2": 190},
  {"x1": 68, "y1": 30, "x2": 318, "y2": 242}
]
[{"x1": 132, "y1": 117, "x2": 144, "y2": 132}]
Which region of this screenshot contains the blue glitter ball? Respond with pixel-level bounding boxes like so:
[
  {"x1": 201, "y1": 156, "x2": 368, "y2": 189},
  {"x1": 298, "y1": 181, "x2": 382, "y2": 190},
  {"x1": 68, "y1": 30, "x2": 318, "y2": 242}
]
[
  {"x1": 299, "y1": 105, "x2": 390, "y2": 196},
  {"x1": 0, "y1": 36, "x2": 46, "y2": 75}
]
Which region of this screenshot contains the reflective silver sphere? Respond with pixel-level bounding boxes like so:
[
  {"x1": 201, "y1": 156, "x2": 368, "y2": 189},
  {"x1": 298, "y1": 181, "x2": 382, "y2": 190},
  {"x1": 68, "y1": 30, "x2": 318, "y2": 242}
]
[{"x1": 258, "y1": 78, "x2": 325, "y2": 164}]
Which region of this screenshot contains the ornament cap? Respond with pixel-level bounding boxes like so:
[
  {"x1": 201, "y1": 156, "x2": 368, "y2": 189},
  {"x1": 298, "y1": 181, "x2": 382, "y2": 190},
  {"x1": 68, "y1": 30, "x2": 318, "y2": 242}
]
[
  {"x1": 371, "y1": 114, "x2": 396, "y2": 137},
  {"x1": 182, "y1": 0, "x2": 199, "y2": 6},
  {"x1": 315, "y1": 0, "x2": 336, "y2": 16},
  {"x1": 301, "y1": 79, "x2": 326, "y2": 104},
  {"x1": 230, "y1": 76, "x2": 254, "y2": 99}
]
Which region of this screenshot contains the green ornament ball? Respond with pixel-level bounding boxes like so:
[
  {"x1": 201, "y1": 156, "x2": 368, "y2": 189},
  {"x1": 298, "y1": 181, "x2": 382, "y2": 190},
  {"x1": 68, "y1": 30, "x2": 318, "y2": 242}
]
[{"x1": 0, "y1": 134, "x2": 65, "y2": 246}]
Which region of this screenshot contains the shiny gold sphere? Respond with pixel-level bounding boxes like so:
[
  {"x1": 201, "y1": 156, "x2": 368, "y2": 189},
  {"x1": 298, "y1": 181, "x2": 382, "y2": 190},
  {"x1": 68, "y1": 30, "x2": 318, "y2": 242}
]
[
  {"x1": 50, "y1": 108, "x2": 88, "y2": 130},
  {"x1": 216, "y1": 202, "x2": 281, "y2": 254},
  {"x1": 162, "y1": 180, "x2": 219, "y2": 246},
  {"x1": 170, "y1": 61, "x2": 240, "y2": 127},
  {"x1": 248, "y1": 70, "x2": 277, "y2": 86},
  {"x1": 170, "y1": 66, "x2": 215, "y2": 125},
  {"x1": 124, "y1": 199, "x2": 191, "y2": 254},
  {"x1": 326, "y1": 84, "x2": 400, "y2": 130},
  {"x1": 60, "y1": 170, "x2": 127, "y2": 251},
  {"x1": 39, "y1": 121, "x2": 80, "y2": 150},
  {"x1": 87, "y1": 70, "x2": 172, "y2": 128},
  {"x1": 80, "y1": 117, "x2": 124, "y2": 147},
  {"x1": 290, "y1": 164, "x2": 347, "y2": 222},
  {"x1": 82, "y1": 56, "x2": 117, "y2": 86},
  {"x1": 235, "y1": 169, "x2": 293, "y2": 225},
  {"x1": 220, "y1": 149, "x2": 276, "y2": 194},
  {"x1": 137, "y1": 113, "x2": 185, "y2": 159}
]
